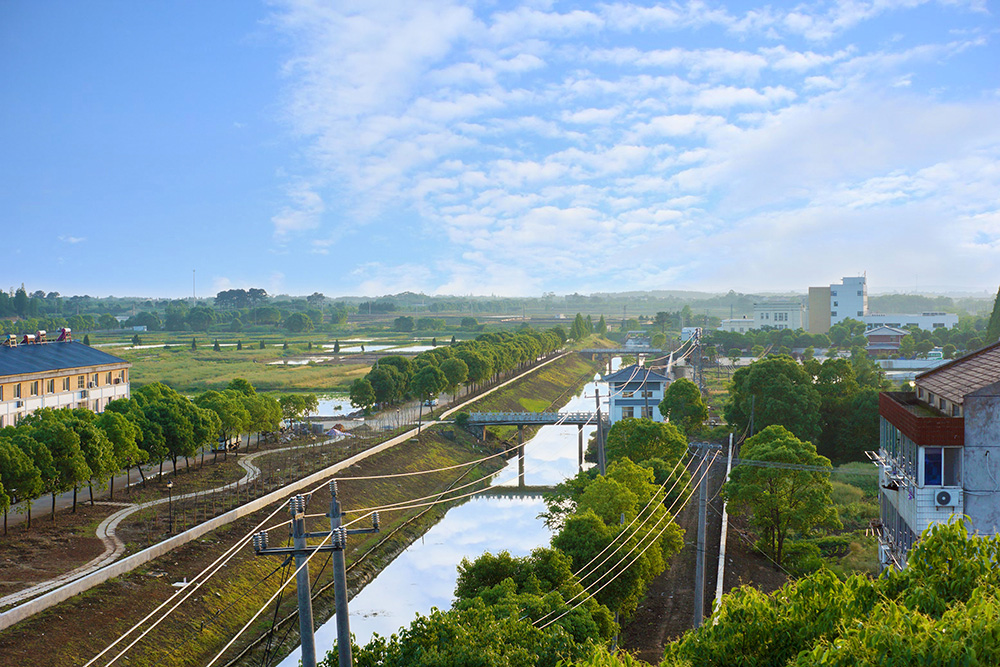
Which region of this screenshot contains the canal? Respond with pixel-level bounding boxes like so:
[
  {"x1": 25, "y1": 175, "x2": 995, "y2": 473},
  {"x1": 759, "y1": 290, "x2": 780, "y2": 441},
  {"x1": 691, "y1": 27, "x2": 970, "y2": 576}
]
[{"x1": 277, "y1": 369, "x2": 612, "y2": 665}]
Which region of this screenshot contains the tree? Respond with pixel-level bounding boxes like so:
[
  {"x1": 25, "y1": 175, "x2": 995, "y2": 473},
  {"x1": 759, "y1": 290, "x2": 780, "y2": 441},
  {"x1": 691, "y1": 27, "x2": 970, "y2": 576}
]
[
  {"x1": 227, "y1": 378, "x2": 256, "y2": 396},
  {"x1": 0, "y1": 435, "x2": 43, "y2": 532},
  {"x1": 213, "y1": 339, "x2": 221, "y2": 352},
  {"x1": 986, "y1": 285, "x2": 1000, "y2": 345},
  {"x1": 651, "y1": 332, "x2": 667, "y2": 349},
  {"x1": 658, "y1": 378, "x2": 708, "y2": 436},
  {"x1": 604, "y1": 418, "x2": 687, "y2": 464},
  {"x1": 95, "y1": 410, "x2": 144, "y2": 500},
  {"x1": 22, "y1": 412, "x2": 91, "y2": 520},
  {"x1": 349, "y1": 378, "x2": 376, "y2": 414},
  {"x1": 596, "y1": 315, "x2": 608, "y2": 335},
  {"x1": 284, "y1": 312, "x2": 314, "y2": 333},
  {"x1": 570, "y1": 313, "x2": 587, "y2": 341},
  {"x1": 191, "y1": 337, "x2": 197, "y2": 350},
  {"x1": 722, "y1": 425, "x2": 840, "y2": 565},
  {"x1": 725, "y1": 356, "x2": 822, "y2": 444},
  {"x1": 333, "y1": 340, "x2": 340, "y2": 353},
  {"x1": 898, "y1": 334, "x2": 916, "y2": 358},
  {"x1": 244, "y1": 394, "x2": 282, "y2": 450},
  {"x1": 411, "y1": 365, "x2": 447, "y2": 431},
  {"x1": 186, "y1": 306, "x2": 215, "y2": 331},
  {"x1": 440, "y1": 357, "x2": 469, "y2": 398},
  {"x1": 393, "y1": 316, "x2": 415, "y2": 332}
]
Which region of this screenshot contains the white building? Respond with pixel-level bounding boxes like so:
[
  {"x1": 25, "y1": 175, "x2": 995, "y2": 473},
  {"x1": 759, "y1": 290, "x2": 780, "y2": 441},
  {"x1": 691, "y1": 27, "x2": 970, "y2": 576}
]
[
  {"x1": 864, "y1": 312, "x2": 958, "y2": 331},
  {"x1": 753, "y1": 300, "x2": 805, "y2": 330},
  {"x1": 830, "y1": 276, "x2": 868, "y2": 326},
  {"x1": 0, "y1": 331, "x2": 131, "y2": 428},
  {"x1": 603, "y1": 365, "x2": 669, "y2": 423},
  {"x1": 876, "y1": 340, "x2": 1000, "y2": 569},
  {"x1": 718, "y1": 317, "x2": 754, "y2": 334}
]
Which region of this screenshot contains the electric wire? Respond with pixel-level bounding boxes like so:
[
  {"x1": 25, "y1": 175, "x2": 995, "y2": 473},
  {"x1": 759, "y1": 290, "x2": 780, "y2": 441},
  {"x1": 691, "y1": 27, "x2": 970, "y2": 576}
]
[
  {"x1": 536, "y1": 450, "x2": 721, "y2": 631},
  {"x1": 525, "y1": 451, "x2": 693, "y2": 625},
  {"x1": 204, "y1": 531, "x2": 335, "y2": 667},
  {"x1": 85, "y1": 356, "x2": 614, "y2": 665}
]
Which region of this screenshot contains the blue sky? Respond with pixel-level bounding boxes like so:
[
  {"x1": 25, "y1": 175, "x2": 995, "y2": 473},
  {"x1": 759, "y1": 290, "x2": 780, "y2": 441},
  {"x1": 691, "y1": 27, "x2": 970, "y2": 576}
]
[{"x1": 2, "y1": 0, "x2": 997, "y2": 299}]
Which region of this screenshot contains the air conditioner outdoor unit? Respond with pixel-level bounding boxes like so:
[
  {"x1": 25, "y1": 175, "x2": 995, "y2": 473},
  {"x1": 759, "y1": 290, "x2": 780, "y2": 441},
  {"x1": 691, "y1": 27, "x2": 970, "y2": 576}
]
[
  {"x1": 935, "y1": 490, "x2": 955, "y2": 507},
  {"x1": 88, "y1": 382, "x2": 95, "y2": 388}
]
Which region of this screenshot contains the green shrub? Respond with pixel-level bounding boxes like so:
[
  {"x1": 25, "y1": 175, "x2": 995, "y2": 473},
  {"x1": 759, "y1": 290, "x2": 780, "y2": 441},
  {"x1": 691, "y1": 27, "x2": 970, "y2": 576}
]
[{"x1": 782, "y1": 541, "x2": 824, "y2": 577}]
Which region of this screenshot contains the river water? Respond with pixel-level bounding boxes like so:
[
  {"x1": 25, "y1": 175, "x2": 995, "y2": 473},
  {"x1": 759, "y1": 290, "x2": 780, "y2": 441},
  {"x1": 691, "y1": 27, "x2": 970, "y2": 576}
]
[{"x1": 277, "y1": 366, "x2": 613, "y2": 666}]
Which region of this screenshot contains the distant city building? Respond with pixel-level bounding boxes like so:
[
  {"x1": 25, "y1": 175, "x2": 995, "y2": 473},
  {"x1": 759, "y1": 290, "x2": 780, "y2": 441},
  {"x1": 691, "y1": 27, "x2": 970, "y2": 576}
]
[
  {"x1": 0, "y1": 330, "x2": 131, "y2": 428},
  {"x1": 863, "y1": 312, "x2": 958, "y2": 331},
  {"x1": 624, "y1": 331, "x2": 651, "y2": 349},
  {"x1": 753, "y1": 300, "x2": 805, "y2": 331},
  {"x1": 864, "y1": 326, "x2": 909, "y2": 355},
  {"x1": 718, "y1": 317, "x2": 753, "y2": 334},
  {"x1": 876, "y1": 341, "x2": 1000, "y2": 570},
  {"x1": 808, "y1": 286, "x2": 832, "y2": 334},
  {"x1": 807, "y1": 276, "x2": 868, "y2": 333},
  {"x1": 603, "y1": 364, "x2": 669, "y2": 423}
]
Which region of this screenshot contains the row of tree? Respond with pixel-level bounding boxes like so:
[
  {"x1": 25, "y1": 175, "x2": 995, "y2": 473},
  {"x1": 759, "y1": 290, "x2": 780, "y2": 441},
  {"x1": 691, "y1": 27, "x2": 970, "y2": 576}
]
[
  {"x1": 0, "y1": 379, "x2": 312, "y2": 531},
  {"x1": 348, "y1": 329, "x2": 567, "y2": 415}
]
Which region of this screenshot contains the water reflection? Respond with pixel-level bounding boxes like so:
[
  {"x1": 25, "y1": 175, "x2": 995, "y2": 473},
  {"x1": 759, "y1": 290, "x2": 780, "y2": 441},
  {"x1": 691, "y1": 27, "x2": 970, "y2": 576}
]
[{"x1": 277, "y1": 366, "x2": 613, "y2": 666}]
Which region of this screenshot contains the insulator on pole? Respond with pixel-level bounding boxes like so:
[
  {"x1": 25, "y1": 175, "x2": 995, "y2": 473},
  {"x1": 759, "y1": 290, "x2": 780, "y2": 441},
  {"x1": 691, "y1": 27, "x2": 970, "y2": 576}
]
[
  {"x1": 329, "y1": 479, "x2": 338, "y2": 497},
  {"x1": 372, "y1": 512, "x2": 380, "y2": 530}
]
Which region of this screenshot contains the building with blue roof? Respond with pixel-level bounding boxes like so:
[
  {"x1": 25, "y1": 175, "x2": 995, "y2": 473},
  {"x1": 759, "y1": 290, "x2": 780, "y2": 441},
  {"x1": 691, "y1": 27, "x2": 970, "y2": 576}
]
[{"x1": 0, "y1": 330, "x2": 131, "y2": 427}]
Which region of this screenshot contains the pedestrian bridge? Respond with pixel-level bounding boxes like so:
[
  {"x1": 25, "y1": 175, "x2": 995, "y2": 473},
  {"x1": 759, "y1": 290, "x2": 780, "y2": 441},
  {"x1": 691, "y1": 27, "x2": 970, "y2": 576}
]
[
  {"x1": 577, "y1": 348, "x2": 669, "y2": 355},
  {"x1": 465, "y1": 411, "x2": 604, "y2": 426}
]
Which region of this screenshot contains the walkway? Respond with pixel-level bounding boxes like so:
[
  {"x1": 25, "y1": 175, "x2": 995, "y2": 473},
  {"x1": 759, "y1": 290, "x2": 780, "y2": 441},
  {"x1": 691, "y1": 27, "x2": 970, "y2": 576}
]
[{"x1": 0, "y1": 351, "x2": 570, "y2": 630}]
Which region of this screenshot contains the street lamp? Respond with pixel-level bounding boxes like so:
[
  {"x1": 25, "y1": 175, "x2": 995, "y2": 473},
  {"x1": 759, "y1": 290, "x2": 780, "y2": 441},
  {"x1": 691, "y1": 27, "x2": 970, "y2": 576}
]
[{"x1": 167, "y1": 481, "x2": 174, "y2": 534}]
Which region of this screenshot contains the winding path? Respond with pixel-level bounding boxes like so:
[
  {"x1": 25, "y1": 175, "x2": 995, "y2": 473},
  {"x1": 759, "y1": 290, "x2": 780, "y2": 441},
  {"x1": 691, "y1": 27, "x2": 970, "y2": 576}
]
[
  {"x1": 0, "y1": 351, "x2": 569, "y2": 630},
  {"x1": 0, "y1": 441, "x2": 322, "y2": 609}
]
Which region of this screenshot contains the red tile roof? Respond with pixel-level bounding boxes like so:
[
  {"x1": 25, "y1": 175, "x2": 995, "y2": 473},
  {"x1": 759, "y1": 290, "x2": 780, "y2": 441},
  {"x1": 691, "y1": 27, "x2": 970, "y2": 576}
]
[{"x1": 916, "y1": 340, "x2": 1000, "y2": 405}]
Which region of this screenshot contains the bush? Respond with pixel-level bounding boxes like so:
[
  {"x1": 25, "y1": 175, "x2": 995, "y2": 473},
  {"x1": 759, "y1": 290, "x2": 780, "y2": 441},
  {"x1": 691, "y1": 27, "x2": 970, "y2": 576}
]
[
  {"x1": 454, "y1": 412, "x2": 470, "y2": 426},
  {"x1": 829, "y1": 480, "x2": 864, "y2": 506},
  {"x1": 781, "y1": 541, "x2": 824, "y2": 577}
]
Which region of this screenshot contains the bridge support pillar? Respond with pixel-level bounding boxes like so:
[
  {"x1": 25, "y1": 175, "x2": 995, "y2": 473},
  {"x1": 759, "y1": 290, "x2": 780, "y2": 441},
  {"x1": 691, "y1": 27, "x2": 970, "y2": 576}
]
[
  {"x1": 578, "y1": 425, "x2": 584, "y2": 470},
  {"x1": 517, "y1": 425, "x2": 525, "y2": 487}
]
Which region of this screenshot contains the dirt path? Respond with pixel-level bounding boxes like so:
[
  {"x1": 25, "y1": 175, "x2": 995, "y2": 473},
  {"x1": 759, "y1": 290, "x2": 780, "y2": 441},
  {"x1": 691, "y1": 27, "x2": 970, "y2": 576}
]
[{"x1": 620, "y1": 450, "x2": 727, "y2": 664}]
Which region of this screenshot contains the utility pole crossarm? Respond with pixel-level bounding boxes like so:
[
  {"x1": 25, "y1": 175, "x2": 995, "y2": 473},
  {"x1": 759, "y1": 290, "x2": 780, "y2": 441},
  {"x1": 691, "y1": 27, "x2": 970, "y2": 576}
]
[{"x1": 252, "y1": 483, "x2": 378, "y2": 667}]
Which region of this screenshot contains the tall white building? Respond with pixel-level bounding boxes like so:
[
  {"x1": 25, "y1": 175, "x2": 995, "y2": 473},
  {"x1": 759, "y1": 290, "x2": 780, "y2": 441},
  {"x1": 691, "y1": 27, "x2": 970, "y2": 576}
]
[{"x1": 830, "y1": 276, "x2": 868, "y2": 326}]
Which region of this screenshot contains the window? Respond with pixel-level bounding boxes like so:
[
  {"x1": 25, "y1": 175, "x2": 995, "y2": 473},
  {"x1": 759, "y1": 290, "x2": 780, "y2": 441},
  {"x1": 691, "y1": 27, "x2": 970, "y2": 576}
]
[
  {"x1": 46, "y1": 379, "x2": 55, "y2": 394},
  {"x1": 952, "y1": 405, "x2": 961, "y2": 417},
  {"x1": 933, "y1": 323, "x2": 944, "y2": 328},
  {"x1": 62, "y1": 377, "x2": 70, "y2": 391},
  {"x1": 622, "y1": 407, "x2": 635, "y2": 418},
  {"x1": 832, "y1": 290, "x2": 838, "y2": 296},
  {"x1": 857, "y1": 311, "x2": 864, "y2": 316},
  {"x1": 833, "y1": 301, "x2": 839, "y2": 307},
  {"x1": 92, "y1": 373, "x2": 99, "y2": 386},
  {"x1": 29, "y1": 381, "x2": 39, "y2": 396},
  {"x1": 78, "y1": 375, "x2": 85, "y2": 389},
  {"x1": 641, "y1": 390, "x2": 653, "y2": 398},
  {"x1": 14, "y1": 384, "x2": 21, "y2": 399},
  {"x1": 939, "y1": 398, "x2": 946, "y2": 410},
  {"x1": 924, "y1": 447, "x2": 943, "y2": 486},
  {"x1": 857, "y1": 290, "x2": 863, "y2": 296},
  {"x1": 641, "y1": 406, "x2": 654, "y2": 419},
  {"x1": 831, "y1": 311, "x2": 837, "y2": 317},
  {"x1": 118, "y1": 370, "x2": 126, "y2": 382},
  {"x1": 0, "y1": 385, "x2": 3, "y2": 401},
  {"x1": 106, "y1": 372, "x2": 112, "y2": 385},
  {"x1": 623, "y1": 391, "x2": 634, "y2": 398}
]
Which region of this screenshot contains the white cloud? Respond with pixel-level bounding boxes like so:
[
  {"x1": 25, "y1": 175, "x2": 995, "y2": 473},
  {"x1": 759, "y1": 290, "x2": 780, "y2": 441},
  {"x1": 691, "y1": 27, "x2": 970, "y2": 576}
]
[{"x1": 57, "y1": 235, "x2": 86, "y2": 244}]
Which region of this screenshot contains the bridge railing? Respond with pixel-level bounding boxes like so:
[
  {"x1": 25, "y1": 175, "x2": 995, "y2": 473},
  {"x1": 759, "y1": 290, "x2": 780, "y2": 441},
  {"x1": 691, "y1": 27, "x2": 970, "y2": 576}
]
[{"x1": 466, "y1": 411, "x2": 602, "y2": 425}]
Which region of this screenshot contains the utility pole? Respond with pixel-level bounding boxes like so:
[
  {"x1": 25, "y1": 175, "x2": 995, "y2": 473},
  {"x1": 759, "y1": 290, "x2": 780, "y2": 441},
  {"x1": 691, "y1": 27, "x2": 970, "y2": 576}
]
[
  {"x1": 595, "y1": 388, "x2": 606, "y2": 476},
  {"x1": 254, "y1": 483, "x2": 378, "y2": 667},
  {"x1": 693, "y1": 445, "x2": 708, "y2": 628}
]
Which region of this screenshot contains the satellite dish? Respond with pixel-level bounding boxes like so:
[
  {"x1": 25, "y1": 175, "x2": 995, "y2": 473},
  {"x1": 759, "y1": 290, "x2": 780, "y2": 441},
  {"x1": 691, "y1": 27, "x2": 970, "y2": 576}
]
[{"x1": 936, "y1": 490, "x2": 952, "y2": 506}]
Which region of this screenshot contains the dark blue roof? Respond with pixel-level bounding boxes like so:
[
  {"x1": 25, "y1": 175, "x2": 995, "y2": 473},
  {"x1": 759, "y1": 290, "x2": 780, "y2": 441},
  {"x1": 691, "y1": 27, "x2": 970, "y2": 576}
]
[
  {"x1": 0, "y1": 341, "x2": 129, "y2": 377},
  {"x1": 602, "y1": 364, "x2": 669, "y2": 384}
]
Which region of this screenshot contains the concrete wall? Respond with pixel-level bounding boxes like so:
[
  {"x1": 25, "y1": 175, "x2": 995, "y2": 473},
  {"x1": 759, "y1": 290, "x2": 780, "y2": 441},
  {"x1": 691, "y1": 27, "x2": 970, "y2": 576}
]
[
  {"x1": 963, "y1": 383, "x2": 1000, "y2": 536},
  {"x1": 808, "y1": 286, "x2": 831, "y2": 334}
]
